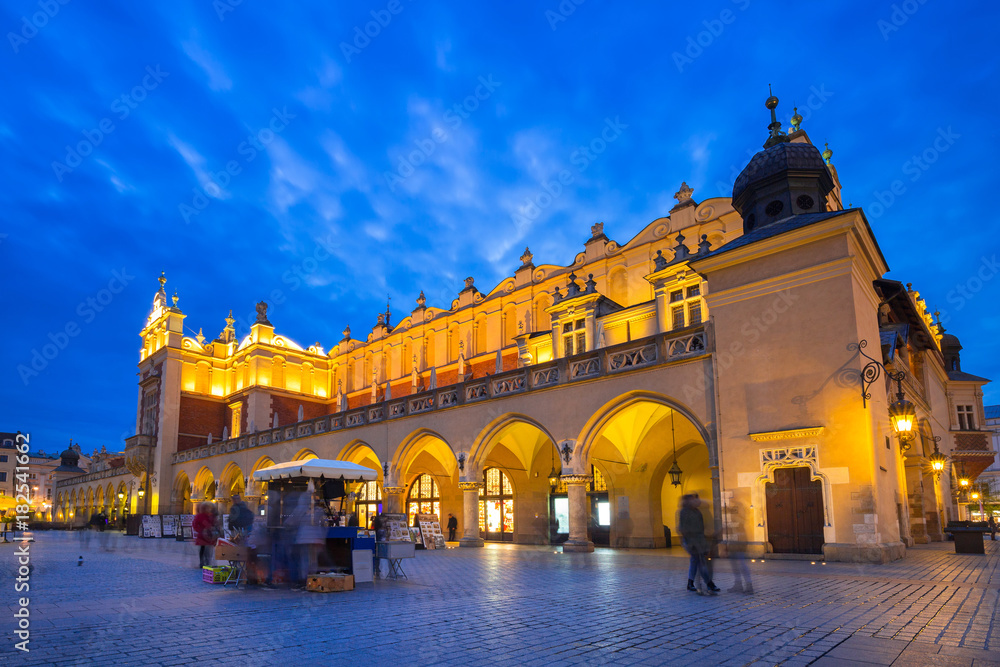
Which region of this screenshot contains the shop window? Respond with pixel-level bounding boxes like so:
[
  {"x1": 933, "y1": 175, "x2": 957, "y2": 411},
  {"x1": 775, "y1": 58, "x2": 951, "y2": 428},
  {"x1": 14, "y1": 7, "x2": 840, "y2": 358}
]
[
  {"x1": 479, "y1": 467, "x2": 514, "y2": 541},
  {"x1": 958, "y1": 405, "x2": 976, "y2": 431},
  {"x1": 355, "y1": 480, "x2": 382, "y2": 529},
  {"x1": 563, "y1": 319, "x2": 586, "y2": 356},
  {"x1": 406, "y1": 474, "x2": 439, "y2": 526}
]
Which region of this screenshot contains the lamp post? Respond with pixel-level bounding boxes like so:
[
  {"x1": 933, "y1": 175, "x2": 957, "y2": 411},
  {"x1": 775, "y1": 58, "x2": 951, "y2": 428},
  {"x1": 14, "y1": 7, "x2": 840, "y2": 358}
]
[{"x1": 856, "y1": 340, "x2": 916, "y2": 449}]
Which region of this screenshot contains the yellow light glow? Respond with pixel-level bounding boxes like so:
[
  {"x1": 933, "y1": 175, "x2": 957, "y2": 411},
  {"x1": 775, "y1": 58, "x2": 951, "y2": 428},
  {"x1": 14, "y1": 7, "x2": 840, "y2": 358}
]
[
  {"x1": 972, "y1": 492, "x2": 980, "y2": 500},
  {"x1": 960, "y1": 478, "x2": 970, "y2": 487},
  {"x1": 315, "y1": 388, "x2": 327, "y2": 398},
  {"x1": 931, "y1": 460, "x2": 945, "y2": 472}
]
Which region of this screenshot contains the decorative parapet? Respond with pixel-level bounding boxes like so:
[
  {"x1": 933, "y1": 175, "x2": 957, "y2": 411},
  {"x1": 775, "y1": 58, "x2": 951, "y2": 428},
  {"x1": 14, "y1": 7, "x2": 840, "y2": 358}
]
[
  {"x1": 55, "y1": 466, "x2": 131, "y2": 489},
  {"x1": 173, "y1": 328, "x2": 710, "y2": 465},
  {"x1": 749, "y1": 427, "x2": 824, "y2": 442}
]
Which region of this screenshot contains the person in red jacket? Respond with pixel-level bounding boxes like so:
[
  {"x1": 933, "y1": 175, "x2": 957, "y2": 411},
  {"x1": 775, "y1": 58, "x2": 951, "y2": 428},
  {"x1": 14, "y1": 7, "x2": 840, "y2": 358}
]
[{"x1": 192, "y1": 502, "x2": 218, "y2": 568}]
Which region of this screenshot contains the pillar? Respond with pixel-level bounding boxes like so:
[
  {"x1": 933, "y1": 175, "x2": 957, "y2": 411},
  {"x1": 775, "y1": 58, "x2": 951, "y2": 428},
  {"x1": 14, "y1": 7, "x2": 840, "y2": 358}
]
[
  {"x1": 383, "y1": 487, "x2": 405, "y2": 515},
  {"x1": 459, "y1": 482, "x2": 484, "y2": 547},
  {"x1": 562, "y1": 475, "x2": 594, "y2": 552}
]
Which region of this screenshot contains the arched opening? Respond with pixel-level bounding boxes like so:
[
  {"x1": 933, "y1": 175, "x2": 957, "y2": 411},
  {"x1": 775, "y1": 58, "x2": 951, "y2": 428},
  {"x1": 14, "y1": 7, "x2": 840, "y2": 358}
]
[
  {"x1": 578, "y1": 392, "x2": 713, "y2": 549},
  {"x1": 469, "y1": 414, "x2": 559, "y2": 545},
  {"x1": 406, "y1": 474, "x2": 439, "y2": 527},
  {"x1": 219, "y1": 463, "x2": 245, "y2": 513},
  {"x1": 173, "y1": 471, "x2": 192, "y2": 514},
  {"x1": 293, "y1": 448, "x2": 318, "y2": 462},
  {"x1": 194, "y1": 467, "x2": 216, "y2": 502},
  {"x1": 479, "y1": 467, "x2": 515, "y2": 542},
  {"x1": 552, "y1": 464, "x2": 610, "y2": 544}
]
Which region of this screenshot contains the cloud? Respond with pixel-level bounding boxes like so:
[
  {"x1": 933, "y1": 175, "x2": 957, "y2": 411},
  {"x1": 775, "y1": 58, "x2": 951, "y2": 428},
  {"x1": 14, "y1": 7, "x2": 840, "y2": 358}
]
[
  {"x1": 168, "y1": 134, "x2": 230, "y2": 199},
  {"x1": 181, "y1": 39, "x2": 233, "y2": 91}
]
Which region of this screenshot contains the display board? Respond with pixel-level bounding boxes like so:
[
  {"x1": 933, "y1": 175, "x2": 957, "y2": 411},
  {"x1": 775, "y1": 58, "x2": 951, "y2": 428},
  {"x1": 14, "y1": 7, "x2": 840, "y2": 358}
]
[
  {"x1": 161, "y1": 515, "x2": 178, "y2": 537},
  {"x1": 381, "y1": 513, "x2": 413, "y2": 542},
  {"x1": 178, "y1": 514, "x2": 194, "y2": 540},
  {"x1": 417, "y1": 514, "x2": 443, "y2": 550},
  {"x1": 141, "y1": 515, "x2": 162, "y2": 538}
]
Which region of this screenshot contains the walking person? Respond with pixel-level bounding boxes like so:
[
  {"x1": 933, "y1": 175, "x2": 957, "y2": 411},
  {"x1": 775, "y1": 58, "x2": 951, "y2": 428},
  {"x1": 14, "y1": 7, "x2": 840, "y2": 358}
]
[
  {"x1": 193, "y1": 502, "x2": 218, "y2": 568},
  {"x1": 228, "y1": 494, "x2": 255, "y2": 542},
  {"x1": 989, "y1": 515, "x2": 997, "y2": 541},
  {"x1": 447, "y1": 513, "x2": 458, "y2": 542},
  {"x1": 727, "y1": 500, "x2": 754, "y2": 594},
  {"x1": 678, "y1": 494, "x2": 720, "y2": 595}
]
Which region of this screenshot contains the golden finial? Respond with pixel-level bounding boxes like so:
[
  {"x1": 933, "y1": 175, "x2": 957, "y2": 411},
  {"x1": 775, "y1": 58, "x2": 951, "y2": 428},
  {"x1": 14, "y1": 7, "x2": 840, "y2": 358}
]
[
  {"x1": 765, "y1": 84, "x2": 778, "y2": 110},
  {"x1": 790, "y1": 106, "x2": 802, "y2": 132},
  {"x1": 225, "y1": 309, "x2": 235, "y2": 328},
  {"x1": 822, "y1": 142, "x2": 833, "y2": 164},
  {"x1": 158, "y1": 271, "x2": 166, "y2": 291},
  {"x1": 171, "y1": 291, "x2": 179, "y2": 307}
]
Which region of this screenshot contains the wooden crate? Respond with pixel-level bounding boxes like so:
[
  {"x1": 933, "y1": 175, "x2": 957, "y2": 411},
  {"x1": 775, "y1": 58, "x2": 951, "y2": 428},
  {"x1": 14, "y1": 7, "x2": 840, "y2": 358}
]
[
  {"x1": 215, "y1": 543, "x2": 251, "y2": 561},
  {"x1": 306, "y1": 573, "x2": 355, "y2": 593}
]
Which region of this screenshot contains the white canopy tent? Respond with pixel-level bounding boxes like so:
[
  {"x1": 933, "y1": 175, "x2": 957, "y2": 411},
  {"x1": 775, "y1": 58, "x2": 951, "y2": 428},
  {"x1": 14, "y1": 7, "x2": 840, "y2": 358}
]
[{"x1": 252, "y1": 459, "x2": 378, "y2": 483}]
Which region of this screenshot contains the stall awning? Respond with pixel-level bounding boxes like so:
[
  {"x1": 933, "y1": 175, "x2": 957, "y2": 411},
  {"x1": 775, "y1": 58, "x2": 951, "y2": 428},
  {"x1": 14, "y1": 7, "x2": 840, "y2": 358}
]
[{"x1": 251, "y1": 459, "x2": 378, "y2": 482}]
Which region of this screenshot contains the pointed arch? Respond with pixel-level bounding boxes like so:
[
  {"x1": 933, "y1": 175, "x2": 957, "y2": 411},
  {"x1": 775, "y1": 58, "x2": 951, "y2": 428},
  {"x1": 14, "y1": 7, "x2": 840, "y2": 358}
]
[
  {"x1": 219, "y1": 462, "x2": 245, "y2": 499},
  {"x1": 575, "y1": 390, "x2": 714, "y2": 469},
  {"x1": 392, "y1": 428, "x2": 458, "y2": 479},
  {"x1": 293, "y1": 448, "x2": 318, "y2": 462},
  {"x1": 338, "y1": 440, "x2": 382, "y2": 476},
  {"x1": 193, "y1": 466, "x2": 216, "y2": 500},
  {"x1": 468, "y1": 413, "x2": 558, "y2": 475}
]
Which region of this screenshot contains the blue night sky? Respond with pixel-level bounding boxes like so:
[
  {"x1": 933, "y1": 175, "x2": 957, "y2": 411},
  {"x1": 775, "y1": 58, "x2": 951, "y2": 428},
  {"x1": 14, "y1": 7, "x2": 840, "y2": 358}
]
[{"x1": 2, "y1": 1, "x2": 998, "y2": 454}]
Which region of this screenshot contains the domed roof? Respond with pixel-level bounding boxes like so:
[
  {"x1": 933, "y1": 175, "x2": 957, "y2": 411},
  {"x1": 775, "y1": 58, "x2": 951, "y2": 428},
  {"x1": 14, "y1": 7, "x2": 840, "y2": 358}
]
[
  {"x1": 60, "y1": 446, "x2": 80, "y2": 461},
  {"x1": 940, "y1": 333, "x2": 962, "y2": 349},
  {"x1": 733, "y1": 141, "x2": 828, "y2": 201}
]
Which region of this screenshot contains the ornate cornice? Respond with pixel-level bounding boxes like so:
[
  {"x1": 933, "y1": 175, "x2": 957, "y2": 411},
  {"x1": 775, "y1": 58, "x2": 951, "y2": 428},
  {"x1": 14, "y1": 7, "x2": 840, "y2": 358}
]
[
  {"x1": 458, "y1": 482, "x2": 482, "y2": 491},
  {"x1": 749, "y1": 426, "x2": 824, "y2": 442},
  {"x1": 382, "y1": 486, "x2": 405, "y2": 494}
]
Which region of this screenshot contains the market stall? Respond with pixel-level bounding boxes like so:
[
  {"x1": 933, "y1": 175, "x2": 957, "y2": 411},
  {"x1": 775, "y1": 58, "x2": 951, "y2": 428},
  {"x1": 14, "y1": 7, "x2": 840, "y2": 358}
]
[{"x1": 251, "y1": 459, "x2": 381, "y2": 587}]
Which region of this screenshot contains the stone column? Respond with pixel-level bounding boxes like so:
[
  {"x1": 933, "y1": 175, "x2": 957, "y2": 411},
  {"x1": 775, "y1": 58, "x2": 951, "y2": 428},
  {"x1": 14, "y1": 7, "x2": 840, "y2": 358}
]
[
  {"x1": 562, "y1": 475, "x2": 594, "y2": 552},
  {"x1": 459, "y1": 481, "x2": 484, "y2": 547},
  {"x1": 383, "y1": 486, "x2": 405, "y2": 515}
]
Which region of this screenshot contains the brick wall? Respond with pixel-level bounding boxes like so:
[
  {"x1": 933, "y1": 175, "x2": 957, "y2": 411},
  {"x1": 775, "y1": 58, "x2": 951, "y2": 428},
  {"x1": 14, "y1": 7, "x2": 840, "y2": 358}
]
[
  {"x1": 270, "y1": 394, "x2": 328, "y2": 426},
  {"x1": 177, "y1": 395, "x2": 226, "y2": 452}
]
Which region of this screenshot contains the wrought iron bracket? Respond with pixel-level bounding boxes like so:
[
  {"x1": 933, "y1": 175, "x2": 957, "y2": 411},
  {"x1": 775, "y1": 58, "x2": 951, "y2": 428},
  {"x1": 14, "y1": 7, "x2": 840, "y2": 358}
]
[{"x1": 853, "y1": 339, "x2": 906, "y2": 407}]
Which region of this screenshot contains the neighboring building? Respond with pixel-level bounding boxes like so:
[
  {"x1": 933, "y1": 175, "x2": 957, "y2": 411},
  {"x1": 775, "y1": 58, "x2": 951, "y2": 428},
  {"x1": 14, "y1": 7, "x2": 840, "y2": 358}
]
[
  {"x1": 981, "y1": 405, "x2": 1000, "y2": 499},
  {"x1": 56, "y1": 94, "x2": 993, "y2": 562},
  {"x1": 27, "y1": 445, "x2": 92, "y2": 521},
  {"x1": 0, "y1": 431, "x2": 19, "y2": 500}
]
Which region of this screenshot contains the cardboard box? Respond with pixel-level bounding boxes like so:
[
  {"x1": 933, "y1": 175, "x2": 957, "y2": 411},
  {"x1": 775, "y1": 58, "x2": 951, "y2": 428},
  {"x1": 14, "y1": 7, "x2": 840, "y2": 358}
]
[
  {"x1": 306, "y1": 573, "x2": 355, "y2": 593},
  {"x1": 202, "y1": 566, "x2": 232, "y2": 583},
  {"x1": 215, "y1": 543, "x2": 251, "y2": 562}
]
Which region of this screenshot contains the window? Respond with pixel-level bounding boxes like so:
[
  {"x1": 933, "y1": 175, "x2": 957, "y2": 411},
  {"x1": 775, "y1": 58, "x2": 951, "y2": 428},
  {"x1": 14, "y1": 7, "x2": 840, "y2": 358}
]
[
  {"x1": 672, "y1": 306, "x2": 685, "y2": 329},
  {"x1": 668, "y1": 281, "x2": 705, "y2": 330},
  {"x1": 958, "y1": 405, "x2": 976, "y2": 431},
  {"x1": 563, "y1": 319, "x2": 586, "y2": 356},
  {"x1": 0, "y1": 473, "x2": 6, "y2": 482},
  {"x1": 0, "y1": 455, "x2": 7, "y2": 462},
  {"x1": 688, "y1": 302, "x2": 702, "y2": 326},
  {"x1": 355, "y1": 480, "x2": 382, "y2": 529}
]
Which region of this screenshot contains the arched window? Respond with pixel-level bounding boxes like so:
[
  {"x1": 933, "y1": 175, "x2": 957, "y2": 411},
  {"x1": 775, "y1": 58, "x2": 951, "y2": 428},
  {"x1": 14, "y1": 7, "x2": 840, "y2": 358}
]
[
  {"x1": 535, "y1": 295, "x2": 552, "y2": 332},
  {"x1": 503, "y1": 307, "x2": 518, "y2": 346},
  {"x1": 355, "y1": 480, "x2": 382, "y2": 529},
  {"x1": 609, "y1": 267, "x2": 628, "y2": 305},
  {"x1": 406, "y1": 474, "x2": 440, "y2": 526},
  {"x1": 475, "y1": 318, "x2": 488, "y2": 355},
  {"x1": 479, "y1": 467, "x2": 515, "y2": 541},
  {"x1": 449, "y1": 326, "x2": 461, "y2": 362},
  {"x1": 272, "y1": 357, "x2": 285, "y2": 388},
  {"x1": 195, "y1": 361, "x2": 211, "y2": 394}
]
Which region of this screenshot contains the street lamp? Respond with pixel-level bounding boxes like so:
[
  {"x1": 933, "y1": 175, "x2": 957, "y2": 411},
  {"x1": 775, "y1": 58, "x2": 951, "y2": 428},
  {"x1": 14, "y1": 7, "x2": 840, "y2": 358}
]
[
  {"x1": 856, "y1": 340, "x2": 915, "y2": 450},
  {"x1": 928, "y1": 436, "x2": 947, "y2": 477}
]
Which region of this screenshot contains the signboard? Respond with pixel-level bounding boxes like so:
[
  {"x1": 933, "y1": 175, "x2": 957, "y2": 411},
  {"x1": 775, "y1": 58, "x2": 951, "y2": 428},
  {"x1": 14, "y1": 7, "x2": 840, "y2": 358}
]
[
  {"x1": 161, "y1": 515, "x2": 178, "y2": 537},
  {"x1": 381, "y1": 513, "x2": 413, "y2": 542},
  {"x1": 417, "y1": 514, "x2": 442, "y2": 550},
  {"x1": 141, "y1": 514, "x2": 162, "y2": 538}
]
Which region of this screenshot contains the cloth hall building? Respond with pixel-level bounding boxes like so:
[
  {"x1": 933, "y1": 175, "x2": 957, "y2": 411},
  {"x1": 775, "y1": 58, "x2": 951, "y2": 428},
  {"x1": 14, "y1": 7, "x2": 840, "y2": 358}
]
[{"x1": 55, "y1": 96, "x2": 994, "y2": 562}]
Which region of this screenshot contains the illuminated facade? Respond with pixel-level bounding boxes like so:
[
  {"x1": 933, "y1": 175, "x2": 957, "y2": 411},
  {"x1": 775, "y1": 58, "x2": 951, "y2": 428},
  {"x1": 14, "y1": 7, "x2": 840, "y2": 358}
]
[{"x1": 56, "y1": 95, "x2": 994, "y2": 562}]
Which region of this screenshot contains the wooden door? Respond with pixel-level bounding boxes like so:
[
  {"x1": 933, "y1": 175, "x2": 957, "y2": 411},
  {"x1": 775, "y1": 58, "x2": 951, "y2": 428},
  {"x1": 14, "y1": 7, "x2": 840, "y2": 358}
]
[{"x1": 766, "y1": 467, "x2": 824, "y2": 554}]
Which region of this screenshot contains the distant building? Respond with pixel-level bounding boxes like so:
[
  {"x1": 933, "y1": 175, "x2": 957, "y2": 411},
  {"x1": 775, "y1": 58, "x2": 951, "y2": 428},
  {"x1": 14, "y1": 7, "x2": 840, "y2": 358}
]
[
  {"x1": 0, "y1": 431, "x2": 19, "y2": 499},
  {"x1": 982, "y1": 406, "x2": 1000, "y2": 499}
]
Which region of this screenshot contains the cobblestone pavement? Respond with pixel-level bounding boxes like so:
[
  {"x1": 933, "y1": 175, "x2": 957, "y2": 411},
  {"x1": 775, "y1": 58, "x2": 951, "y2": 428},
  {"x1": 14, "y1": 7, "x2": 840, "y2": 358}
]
[{"x1": 1, "y1": 532, "x2": 999, "y2": 665}]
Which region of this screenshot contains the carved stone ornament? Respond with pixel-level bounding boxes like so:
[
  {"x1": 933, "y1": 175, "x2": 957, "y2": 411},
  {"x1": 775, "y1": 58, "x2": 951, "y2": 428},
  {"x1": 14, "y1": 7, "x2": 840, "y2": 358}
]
[
  {"x1": 674, "y1": 181, "x2": 694, "y2": 203},
  {"x1": 591, "y1": 222, "x2": 604, "y2": 238},
  {"x1": 520, "y1": 247, "x2": 534, "y2": 266}
]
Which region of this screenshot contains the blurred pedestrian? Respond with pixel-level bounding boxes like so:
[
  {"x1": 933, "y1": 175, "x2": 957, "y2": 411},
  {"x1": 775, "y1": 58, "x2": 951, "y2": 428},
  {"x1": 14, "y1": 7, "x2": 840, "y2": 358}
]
[
  {"x1": 678, "y1": 494, "x2": 720, "y2": 595},
  {"x1": 290, "y1": 493, "x2": 326, "y2": 587},
  {"x1": 727, "y1": 500, "x2": 753, "y2": 594},
  {"x1": 989, "y1": 515, "x2": 997, "y2": 541},
  {"x1": 228, "y1": 494, "x2": 254, "y2": 542},
  {"x1": 193, "y1": 502, "x2": 218, "y2": 568},
  {"x1": 447, "y1": 513, "x2": 458, "y2": 541}
]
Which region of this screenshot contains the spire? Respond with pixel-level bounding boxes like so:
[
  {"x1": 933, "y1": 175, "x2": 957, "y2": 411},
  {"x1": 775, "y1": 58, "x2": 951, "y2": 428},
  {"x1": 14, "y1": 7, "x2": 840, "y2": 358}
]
[
  {"x1": 822, "y1": 142, "x2": 833, "y2": 164},
  {"x1": 158, "y1": 271, "x2": 167, "y2": 293},
  {"x1": 763, "y1": 85, "x2": 789, "y2": 148}
]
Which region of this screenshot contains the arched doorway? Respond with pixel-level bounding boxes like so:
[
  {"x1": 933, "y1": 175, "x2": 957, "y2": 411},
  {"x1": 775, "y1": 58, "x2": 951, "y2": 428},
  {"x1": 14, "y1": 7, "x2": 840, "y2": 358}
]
[
  {"x1": 479, "y1": 467, "x2": 515, "y2": 542},
  {"x1": 355, "y1": 480, "x2": 382, "y2": 529},
  {"x1": 406, "y1": 474, "x2": 440, "y2": 526},
  {"x1": 765, "y1": 467, "x2": 824, "y2": 554}
]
